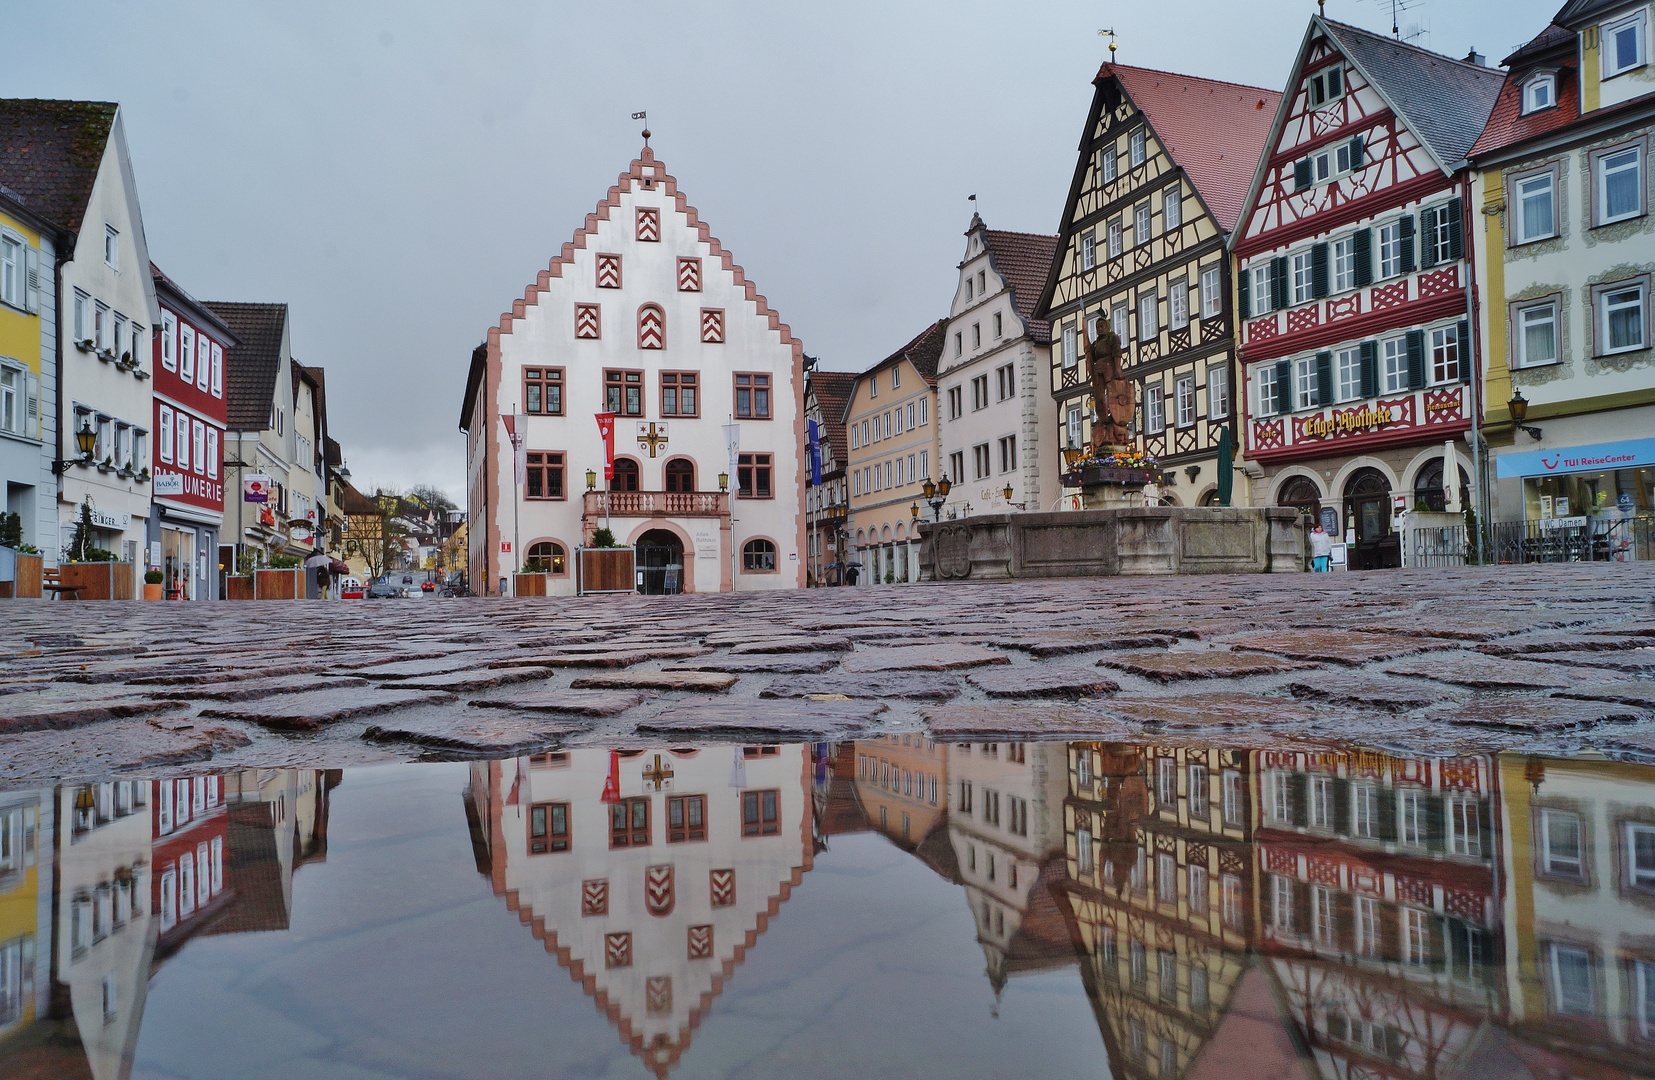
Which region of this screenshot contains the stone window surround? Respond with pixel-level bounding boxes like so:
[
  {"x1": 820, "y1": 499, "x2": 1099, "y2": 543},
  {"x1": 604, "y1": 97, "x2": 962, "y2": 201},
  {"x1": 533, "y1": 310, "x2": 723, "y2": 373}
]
[
  {"x1": 1587, "y1": 135, "x2": 1649, "y2": 229},
  {"x1": 1589, "y1": 272, "x2": 1651, "y2": 357},
  {"x1": 1505, "y1": 159, "x2": 1565, "y2": 247},
  {"x1": 1508, "y1": 292, "x2": 1566, "y2": 369}
]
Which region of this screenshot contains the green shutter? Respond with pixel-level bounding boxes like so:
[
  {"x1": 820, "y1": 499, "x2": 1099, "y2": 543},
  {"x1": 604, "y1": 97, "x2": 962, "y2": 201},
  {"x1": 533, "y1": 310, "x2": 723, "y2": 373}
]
[
  {"x1": 1274, "y1": 360, "x2": 1291, "y2": 414},
  {"x1": 1348, "y1": 135, "x2": 1365, "y2": 167},
  {"x1": 1353, "y1": 229, "x2": 1373, "y2": 286},
  {"x1": 1294, "y1": 158, "x2": 1313, "y2": 190},
  {"x1": 1399, "y1": 216, "x2": 1416, "y2": 272},
  {"x1": 1446, "y1": 197, "x2": 1464, "y2": 261},
  {"x1": 1238, "y1": 266, "x2": 1251, "y2": 316},
  {"x1": 1406, "y1": 330, "x2": 1425, "y2": 389},
  {"x1": 1420, "y1": 209, "x2": 1439, "y2": 268},
  {"x1": 1311, "y1": 243, "x2": 1330, "y2": 298},
  {"x1": 1457, "y1": 320, "x2": 1471, "y2": 383},
  {"x1": 1315, "y1": 351, "x2": 1333, "y2": 406},
  {"x1": 1271, "y1": 257, "x2": 1289, "y2": 310},
  {"x1": 1359, "y1": 341, "x2": 1378, "y2": 398}
]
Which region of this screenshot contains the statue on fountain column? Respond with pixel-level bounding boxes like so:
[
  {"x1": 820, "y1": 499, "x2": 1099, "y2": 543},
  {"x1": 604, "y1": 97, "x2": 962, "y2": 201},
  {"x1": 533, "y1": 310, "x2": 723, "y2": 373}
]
[{"x1": 1082, "y1": 322, "x2": 1135, "y2": 450}]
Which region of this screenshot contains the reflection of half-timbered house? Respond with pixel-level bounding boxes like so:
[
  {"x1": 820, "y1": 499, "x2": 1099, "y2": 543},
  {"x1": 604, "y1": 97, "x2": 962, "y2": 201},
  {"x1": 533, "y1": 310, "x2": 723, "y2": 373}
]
[
  {"x1": 1233, "y1": 19, "x2": 1504, "y2": 567},
  {"x1": 1058, "y1": 743, "x2": 1258, "y2": 1078},
  {"x1": 1252, "y1": 748, "x2": 1504, "y2": 1080},
  {"x1": 468, "y1": 748, "x2": 813, "y2": 1077},
  {"x1": 1036, "y1": 65, "x2": 1281, "y2": 507}
]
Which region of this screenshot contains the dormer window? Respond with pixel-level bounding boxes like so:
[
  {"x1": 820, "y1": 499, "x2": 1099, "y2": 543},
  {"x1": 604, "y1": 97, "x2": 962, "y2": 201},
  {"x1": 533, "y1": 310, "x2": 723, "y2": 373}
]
[
  {"x1": 1522, "y1": 72, "x2": 1557, "y2": 114},
  {"x1": 1307, "y1": 64, "x2": 1344, "y2": 107},
  {"x1": 1603, "y1": 10, "x2": 1648, "y2": 78}
]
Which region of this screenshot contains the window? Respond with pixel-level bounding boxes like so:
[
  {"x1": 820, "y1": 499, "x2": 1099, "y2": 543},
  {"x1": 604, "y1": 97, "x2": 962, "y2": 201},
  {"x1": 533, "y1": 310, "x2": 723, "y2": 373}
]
[
  {"x1": 664, "y1": 457, "x2": 695, "y2": 493},
  {"x1": 1308, "y1": 64, "x2": 1344, "y2": 106},
  {"x1": 742, "y1": 789, "x2": 780, "y2": 836},
  {"x1": 1522, "y1": 72, "x2": 1556, "y2": 114},
  {"x1": 1175, "y1": 375, "x2": 1195, "y2": 427},
  {"x1": 1135, "y1": 202, "x2": 1152, "y2": 245},
  {"x1": 660, "y1": 372, "x2": 697, "y2": 416},
  {"x1": 1603, "y1": 10, "x2": 1648, "y2": 78},
  {"x1": 1596, "y1": 281, "x2": 1647, "y2": 354},
  {"x1": 1426, "y1": 324, "x2": 1464, "y2": 385},
  {"x1": 210, "y1": 341, "x2": 222, "y2": 396},
  {"x1": 1251, "y1": 264, "x2": 1273, "y2": 316},
  {"x1": 609, "y1": 797, "x2": 650, "y2": 847},
  {"x1": 1256, "y1": 363, "x2": 1281, "y2": 418},
  {"x1": 1190, "y1": 863, "x2": 1209, "y2": 912},
  {"x1": 1272, "y1": 874, "x2": 1296, "y2": 932},
  {"x1": 1294, "y1": 356, "x2": 1316, "y2": 410},
  {"x1": 892, "y1": 366, "x2": 901, "y2": 389},
  {"x1": 0, "y1": 368, "x2": 17, "y2": 435},
  {"x1": 1596, "y1": 145, "x2": 1643, "y2": 225},
  {"x1": 1328, "y1": 236, "x2": 1356, "y2": 293},
  {"x1": 158, "y1": 407, "x2": 173, "y2": 463},
  {"x1": 993, "y1": 312, "x2": 1002, "y2": 338},
  {"x1": 948, "y1": 450, "x2": 964, "y2": 483},
  {"x1": 735, "y1": 373, "x2": 771, "y2": 418},
  {"x1": 1637, "y1": 957, "x2": 1655, "y2": 1039},
  {"x1": 525, "y1": 452, "x2": 564, "y2": 499},
  {"x1": 1130, "y1": 130, "x2": 1146, "y2": 166},
  {"x1": 667, "y1": 795, "x2": 706, "y2": 842},
  {"x1": 1206, "y1": 363, "x2": 1230, "y2": 419},
  {"x1": 1422, "y1": 203, "x2": 1457, "y2": 265},
  {"x1": 1308, "y1": 775, "x2": 1334, "y2": 828},
  {"x1": 1514, "y1": 171, "x2": 1557, "y2": 244},
  {"x1": 1292, "y1": 251, "x2": 1313, "y2": 305},
  {"x1": 742, "y1": 538, "x2": 777, "y2": 572},
  {"x1": 605, "y1": 369, "x2": 643, "y2": 416},
  {"x1": 1170, "y1": 280, "x2": 1189, "y2": 329},
  {"x1": 104, "y1": 225, "x2": 119, "y2": 270},
  {"x1": 1100, "y1": 143, "x2": 1117, "y2": 182},
  {"x1": 1379, "y1": 221, "x2": 1404, "y2": 278},
  {"x1": 93, "y1": 302, "x2": 109, "y2": 352},
  {"x1": 1062, "y1": 323, "x2": 1077, "y2": 369},
  {"x1": 1162, "y1": 188, "x2": 1183, "y2": 231},
  {"x1": 737, "y1": 453, "x2": 773, "y2": 498},
  {"x1": 73, "y1": 290, "x2": 89, "y2": 343},
  {"x1": 1449, "y1": 797, "x2": 1482, "y2": 856},
  {"x1": 0, "y1": 234, "x2": 19, "y2": 307},
  {"x1": 1541, "y1": 808, "x2": 1584, "y2": 877},
  {"x1": 965, "y1": 277, "x2": 972, "y2": 300},
  {"x1": 524, "y1": 368, "x2": 564, "y2": 415},
  {"x1": 175, "y1": 413, "x2": 190, "y2": 471},
  {"x1": 1065, "y1": 406, "x2": 1082, "y2": 449},
  {"x1": 525, "y1": 541, "x2": 565, "y2": 574},
  {"x1": 1353, "y1": 783, "x2": 1380, "y2": 838},
  {"x1": 1188, "y1": 763, "x2": 1209, "y2": 817},
  {"x1": 1382, "y1": 337, "x2": 1408, "y2": 392},
  {"x1": 998, "y1": 434, "x2": 1016, "y2": 473},
  {"x1": 954, "y1": 332, "x2": 963, "y2": 357},
  {"x1": 971, "y1": 374, "x2": 989, "y2": 410},
  {"x1": 1548, "y1": 943, "x2": 1596, "y2": 1016},
  {"x1": 971, "y1": 322, "x2": 982, "y2": 349},
  {"x1": 1144, "y1": 382, "x2": 1165, "y2": 433},
  {"x1": 1108, "y1": 218, "x2": 1123, "y2": 258},
  {"x1": 1138, "y1": 290, "x2": 1158, "y2": 340},
  {"x1": 191, "y1": 420, "x2": 204, "y2": 474},
  {"x1": 996, "y1": 363, "x2": 1014, "y2": 401},
  {"x1": 529, "y1": 802, "x2": 570, "y2": 853},
  {"x1": 1081, "y1": 231, "x2": 1096, "y2": 271},
  {"x1": 1112, "y1": 304, "x2": 1129, "y2": 343},
  {"x1": 976, "y1": 271, "x2": 984, "y2": 296},
  {"x1": 947, "y1": 386, "x2": 963, "y2": 419},
  {"x1": 1158, "y1": 948, "x2": 1177, "y2": 1001},
  {"x1": 972, "y1": 442, "x2": 990, "y2": 479},
  {"x1": 611, "y1": 457, "x2": 640, "y2": 492},
  {"x1": 1398, "y1": 788, "x2": 1427, "y2": 846}
]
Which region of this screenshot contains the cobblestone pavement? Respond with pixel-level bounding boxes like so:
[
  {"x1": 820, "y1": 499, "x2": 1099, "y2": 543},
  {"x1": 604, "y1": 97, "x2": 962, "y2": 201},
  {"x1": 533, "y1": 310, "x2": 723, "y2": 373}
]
[{"x1": 3, "y1": 565, "x2": 1653, "y2": 781}]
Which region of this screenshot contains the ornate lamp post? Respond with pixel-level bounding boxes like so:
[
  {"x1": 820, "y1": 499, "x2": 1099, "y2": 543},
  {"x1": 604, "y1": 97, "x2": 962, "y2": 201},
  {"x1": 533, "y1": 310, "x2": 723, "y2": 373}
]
[
  {"x1": 1508, "y1": 390, "x2": 1543, "y2": 441},
  {"x1": 920, "y1": 476, "x2": 951, "y2": 522}
]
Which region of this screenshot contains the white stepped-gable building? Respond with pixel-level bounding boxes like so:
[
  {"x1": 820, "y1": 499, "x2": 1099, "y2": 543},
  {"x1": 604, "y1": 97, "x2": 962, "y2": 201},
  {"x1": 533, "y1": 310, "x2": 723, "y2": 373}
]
[{"x1": 462, "y1": 143, "x2": 807, "y2": 595}]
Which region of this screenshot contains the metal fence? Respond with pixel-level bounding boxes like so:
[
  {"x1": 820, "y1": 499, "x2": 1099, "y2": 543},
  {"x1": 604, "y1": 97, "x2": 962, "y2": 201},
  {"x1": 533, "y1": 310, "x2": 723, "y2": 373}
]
[
  {"x1": 1487, "y1": 516, "x2": 1653, "y2": 564},
  {"x1": 1407, "y1": 526, "x2": 1469, "y2": 568}
]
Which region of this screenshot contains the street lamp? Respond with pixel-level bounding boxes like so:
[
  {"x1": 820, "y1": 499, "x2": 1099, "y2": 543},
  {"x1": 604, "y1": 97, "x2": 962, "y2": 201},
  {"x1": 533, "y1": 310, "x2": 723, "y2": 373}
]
[
  {"x1": 921, "y1": 475, "x2": 951, "y2": 521},
  {"x1": 718, "y1": 472, "x2": 729, "y2": 493},
  {"x1": 1508, "y1": 390, "x2": 1543, "y2": 440},
  {"x1": 75, "y1": 418, "x2": 96, "y2": 459},
  {"x1": 586, "y1": 469, "x2": 598, "y2": 492}
]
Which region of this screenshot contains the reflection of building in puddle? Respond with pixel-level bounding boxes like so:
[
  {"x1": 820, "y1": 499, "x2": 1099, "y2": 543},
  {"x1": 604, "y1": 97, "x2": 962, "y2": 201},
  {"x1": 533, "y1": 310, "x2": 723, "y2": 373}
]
[
  {"x1": 0, "y1": 771, "x2": 336, "y2": 1080},
  {"x1": 1057, "y1": 743, "x2": 1258, "y2": 1078},
  {"x1": 466, "y1": 747, "x2": 814, "y2": 1078},
  {"x1": 1495, "y1": 753, "x2": 1655, "y2": 1077}
]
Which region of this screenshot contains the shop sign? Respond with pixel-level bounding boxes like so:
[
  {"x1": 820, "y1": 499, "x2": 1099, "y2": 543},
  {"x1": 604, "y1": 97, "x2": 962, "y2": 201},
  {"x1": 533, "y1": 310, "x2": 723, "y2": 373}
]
[
  {"x1": 1496, "y1": 437, "x2": 1655, "y2": 479},
  {"x1": 154, "y1": 472, "x2": 185, "y2": 496},
  {"x1": 1299, "y1": 402, "x2": 1396, "y2": 440},
  {"x1": 89, "y1": 508, "x2": 127, "y2": 529},
  {"x1": 1540, "y1": 515, "x2": 1588, "y2": 530},
  {"x1": 244, "y1": 474, "x2": 272, "y2": 502}
]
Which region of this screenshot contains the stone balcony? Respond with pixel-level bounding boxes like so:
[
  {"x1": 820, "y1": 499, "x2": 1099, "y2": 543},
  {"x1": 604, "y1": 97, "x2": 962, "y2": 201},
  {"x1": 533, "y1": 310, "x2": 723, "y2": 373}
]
[{"x1": 581, "y1": 491, "x2": 730, "y2": 518}]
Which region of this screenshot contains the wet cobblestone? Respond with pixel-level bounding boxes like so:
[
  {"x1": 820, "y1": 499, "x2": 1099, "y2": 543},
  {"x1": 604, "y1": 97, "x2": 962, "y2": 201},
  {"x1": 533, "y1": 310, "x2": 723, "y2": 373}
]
[{"x1": 0, "y1": 563, "x2": 1652, "y2": 780}]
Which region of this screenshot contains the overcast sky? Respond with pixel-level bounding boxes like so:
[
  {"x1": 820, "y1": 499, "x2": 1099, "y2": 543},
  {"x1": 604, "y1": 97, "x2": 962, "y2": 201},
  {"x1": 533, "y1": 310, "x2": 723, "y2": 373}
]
[{"x1": 7, "y1": 0, "x2": 1558, "y2": 498}]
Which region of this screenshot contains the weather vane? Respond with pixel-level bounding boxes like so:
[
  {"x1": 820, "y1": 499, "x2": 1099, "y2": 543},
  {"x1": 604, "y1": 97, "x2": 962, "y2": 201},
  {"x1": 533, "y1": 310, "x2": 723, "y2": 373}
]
[
  {"x1": 1098, "y1": 27, "x2": 1117, "y2": 59},
  {"x1": 632, "y1": 110, "x2": 649, "y2": 146}
]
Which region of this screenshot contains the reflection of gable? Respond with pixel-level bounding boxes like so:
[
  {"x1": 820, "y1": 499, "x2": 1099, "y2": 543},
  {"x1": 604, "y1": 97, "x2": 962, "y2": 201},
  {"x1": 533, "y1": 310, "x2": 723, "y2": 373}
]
[{"x1": 480, "y1": 753, "x2": 814, "y2": 1078}]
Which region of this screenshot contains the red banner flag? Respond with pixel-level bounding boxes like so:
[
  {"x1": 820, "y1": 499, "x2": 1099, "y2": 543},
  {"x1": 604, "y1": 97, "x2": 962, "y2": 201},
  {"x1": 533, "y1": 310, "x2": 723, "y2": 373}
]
[
  {"x1": 595, "y1": 412, "x2": 616, "y2": 481},
  {"x1": 600, "y1": 750, "x2": 621, "y2": 804}
]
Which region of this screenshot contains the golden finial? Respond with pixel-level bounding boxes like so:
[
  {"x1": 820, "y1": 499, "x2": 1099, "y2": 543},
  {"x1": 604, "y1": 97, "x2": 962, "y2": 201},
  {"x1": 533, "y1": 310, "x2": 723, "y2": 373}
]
[{"x1": 1098, "y1": 28, "x2": 1117, "y2": 59}]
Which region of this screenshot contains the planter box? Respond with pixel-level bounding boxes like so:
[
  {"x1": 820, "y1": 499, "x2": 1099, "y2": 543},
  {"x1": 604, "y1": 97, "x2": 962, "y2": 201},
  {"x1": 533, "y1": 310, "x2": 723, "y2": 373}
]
[
  {"x1": 3, "y1": 552, "x2": 43, "y2": 599},
  {"x1": 1060, "y1": 466, "x2": 1166, "y2": 488},
  {"x1": 60, "y1": 561, "x2": 135, "y2": 600},
  {"x1": 512, "y1": 572, "x2": 548, "y2": 597},
  {"x1": 226, "y1": 576, "x2": 255, "y2": 600},
  {"x1": 254, "y1": 568, "x2": 304, "y2": 600},
  {"x1": 576, "y1": 547, "x2": 635, "y2": 595}
]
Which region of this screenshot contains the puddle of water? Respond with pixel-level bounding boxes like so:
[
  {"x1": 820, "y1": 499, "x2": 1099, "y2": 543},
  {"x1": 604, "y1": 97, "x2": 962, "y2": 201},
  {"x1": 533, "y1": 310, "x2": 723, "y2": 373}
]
[{"x1": 3, "y1": 740, "x2": 1653, "y2": 1079}]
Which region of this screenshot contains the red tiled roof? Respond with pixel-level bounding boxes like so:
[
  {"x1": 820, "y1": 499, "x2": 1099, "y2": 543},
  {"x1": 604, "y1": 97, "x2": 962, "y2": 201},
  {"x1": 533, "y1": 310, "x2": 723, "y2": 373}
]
[
  {"x1": 807, "y1": 370, "x2": 857, "y2": 467},
  {"x1": 982, "y1": 229, "x2": 1060, "y2": 343},
  {"x1": 1106, "y1": 65, "x2": 1282, "y2": 233},
  {"x1": 843, "y1": 320, "x2": 948, "y2": 424},
  {"x1": 1469, "y1": 25, "x2": 1581, "y2": 159},
  {"x1": 0, "y1": 99, "x2": 116, "y2": 233}
]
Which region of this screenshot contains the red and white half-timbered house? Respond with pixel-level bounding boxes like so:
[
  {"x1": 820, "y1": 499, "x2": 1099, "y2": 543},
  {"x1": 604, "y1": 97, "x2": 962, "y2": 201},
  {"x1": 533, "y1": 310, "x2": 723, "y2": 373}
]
[
  {"x1": 148, "y1": 265, "x2": 233, "y2": 600},
  {"x1": 1233, "y1": 20, "x2": 1503, "y2": 568}
]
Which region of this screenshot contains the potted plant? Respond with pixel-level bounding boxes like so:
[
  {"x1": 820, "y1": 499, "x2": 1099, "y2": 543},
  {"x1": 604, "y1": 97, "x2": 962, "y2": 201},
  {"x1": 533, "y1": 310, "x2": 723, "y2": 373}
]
[
  {"x1": 0, "y1": 513, "x2": 43, "y2": 599},
  {"x1": 143, "y1": 568, "x2": 164, "y2": 601}
]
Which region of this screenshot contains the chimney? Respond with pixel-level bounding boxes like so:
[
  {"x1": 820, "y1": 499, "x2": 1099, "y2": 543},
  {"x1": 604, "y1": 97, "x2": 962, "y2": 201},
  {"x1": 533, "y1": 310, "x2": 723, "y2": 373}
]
[{"x1": 1464, "y1": 47, "x2": 1487, "y2": 66}]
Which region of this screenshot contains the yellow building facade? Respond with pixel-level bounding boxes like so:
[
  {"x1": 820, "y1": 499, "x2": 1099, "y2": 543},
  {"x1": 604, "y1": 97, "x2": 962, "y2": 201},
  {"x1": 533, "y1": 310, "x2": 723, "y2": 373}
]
[{"x1": 0, "y1": 194, "x2": 58, "y2": 558}]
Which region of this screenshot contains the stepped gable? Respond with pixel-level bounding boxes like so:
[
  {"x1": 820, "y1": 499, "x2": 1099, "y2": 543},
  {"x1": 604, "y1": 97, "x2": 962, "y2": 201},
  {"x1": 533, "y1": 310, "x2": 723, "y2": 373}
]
[
  {"x1": 0, "y1": 99, "x2": 117, "y2": 231},
  {"x1": 1106, "y1": 65, "x2": 1283, "y2": 233}
]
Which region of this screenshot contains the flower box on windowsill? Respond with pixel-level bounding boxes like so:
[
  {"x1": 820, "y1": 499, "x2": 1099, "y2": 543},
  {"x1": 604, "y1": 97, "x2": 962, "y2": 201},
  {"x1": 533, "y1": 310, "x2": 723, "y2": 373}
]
[
  {"x1": 97, "y1": 349, "x2": 117, "y2": 364},
  {"x1": 74, "y1": 338, "x2": 94, "y2": 353},
  {"x1": 132, "y1": 368, "x2": 149, "y2": 380},
  {"x1": 96, "y1": 460, "x2": 114, "y2": 474}
]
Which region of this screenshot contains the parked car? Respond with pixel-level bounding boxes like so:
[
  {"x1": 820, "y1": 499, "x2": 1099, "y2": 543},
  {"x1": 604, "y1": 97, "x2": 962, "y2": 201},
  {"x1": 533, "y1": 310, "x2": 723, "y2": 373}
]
[{"x1": 366, "y1": 582, "x2": 401, "y2": 599}]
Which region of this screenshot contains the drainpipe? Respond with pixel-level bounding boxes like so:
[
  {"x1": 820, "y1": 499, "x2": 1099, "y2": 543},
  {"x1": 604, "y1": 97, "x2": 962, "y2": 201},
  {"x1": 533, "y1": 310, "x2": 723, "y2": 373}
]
[{"x1": 1460, "y1": 170, "x2": 1486, "y2": 565}]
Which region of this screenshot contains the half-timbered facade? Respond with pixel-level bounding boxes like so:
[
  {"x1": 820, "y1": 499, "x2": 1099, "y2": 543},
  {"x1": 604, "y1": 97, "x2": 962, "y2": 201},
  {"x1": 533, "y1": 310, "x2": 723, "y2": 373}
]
[
  {"x1": 803, "y1": 368, "x2": 855, "y2": 585},
  {"x1": 1036, "y1": 66, "x2": 1280, "y2": 507},
  {"x1": 460, "y1": 142, "x2": 808, "y2": 595},
  {"x1": 1233, "y1": 20, "x2": 1503, "y2": 568}
]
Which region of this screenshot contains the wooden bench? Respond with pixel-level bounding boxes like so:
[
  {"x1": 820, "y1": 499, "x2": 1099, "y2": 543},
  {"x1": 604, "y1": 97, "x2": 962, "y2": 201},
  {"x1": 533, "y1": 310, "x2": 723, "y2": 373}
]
[{"x1": 41, "y1": 568, "x2": 81, "y2": 600}]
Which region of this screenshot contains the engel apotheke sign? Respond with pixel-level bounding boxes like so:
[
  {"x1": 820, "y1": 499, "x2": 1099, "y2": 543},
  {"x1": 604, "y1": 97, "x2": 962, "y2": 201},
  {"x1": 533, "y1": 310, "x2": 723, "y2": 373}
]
[{"x1": 1496, "y1": 438, "x2": 1655, "y2": 479}]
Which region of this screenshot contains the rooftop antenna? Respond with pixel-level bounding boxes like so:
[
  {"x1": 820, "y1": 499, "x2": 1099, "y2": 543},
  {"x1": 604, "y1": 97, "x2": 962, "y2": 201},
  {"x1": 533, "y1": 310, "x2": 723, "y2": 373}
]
[
  {"x1": 1358, "y1": 0, "x2": 1424, "y2": 40},
  {"x1": 1097, "y1": 27, "x2": 1117, "y2": 61},
  {"x1": 632, "y1": 110, "x2": 649, "y2": 147}
]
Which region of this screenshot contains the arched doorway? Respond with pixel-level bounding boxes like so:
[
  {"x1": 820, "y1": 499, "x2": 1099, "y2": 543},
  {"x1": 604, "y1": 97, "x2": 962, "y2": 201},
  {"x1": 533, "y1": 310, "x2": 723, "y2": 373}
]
[
  {"x1": 1412, "y1": 459, "x2": 1472, "y2": 513},
  {"x1": 1276, "y1": 475, "x2": 1323, "y2": 523},
  {"x1": 635, "y1": 528, "x2": 683, "y2": 594},
  {"x1": 1344, "y1": 467, "x2": 1396, "y2": 570},
  {"x1": 664, "y1": 458, "x2": 695, "y2": 493},
  {"x1": 613, "y1": 458, "x2": 641, "y2": 492}
]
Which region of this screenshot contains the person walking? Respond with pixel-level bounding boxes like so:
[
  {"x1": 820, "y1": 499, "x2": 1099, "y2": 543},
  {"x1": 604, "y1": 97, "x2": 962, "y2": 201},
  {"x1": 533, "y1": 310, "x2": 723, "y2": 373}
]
[{"x1": 1309, "y1": 523, "x2": 1333, "y2": 572}]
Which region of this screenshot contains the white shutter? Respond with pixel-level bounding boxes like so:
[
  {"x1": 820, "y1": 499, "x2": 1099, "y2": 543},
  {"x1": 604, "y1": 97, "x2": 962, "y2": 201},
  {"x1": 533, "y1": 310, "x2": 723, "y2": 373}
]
[
  {"x1": 23, "y1": 246, "x2": 40, "y2": 314},
  {"x1": 24, "y1": 372, "x2": 39, "y2": 439}
]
